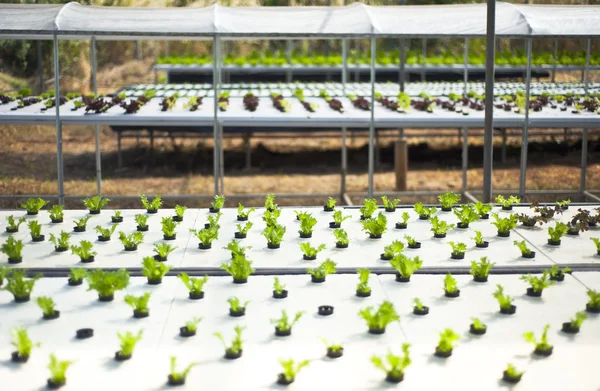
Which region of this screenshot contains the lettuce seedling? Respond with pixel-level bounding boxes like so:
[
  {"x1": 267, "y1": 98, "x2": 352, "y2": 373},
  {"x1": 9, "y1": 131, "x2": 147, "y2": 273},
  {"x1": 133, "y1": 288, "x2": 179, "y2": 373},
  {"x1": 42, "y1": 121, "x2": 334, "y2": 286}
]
[
  {"x1": 70, "y1": 240, "x2": 96, "y2": 262},
  {"x1": 470, "y1": 257, "x2": 495, "y2": 281},
  {"x1": 227, "y1": 296, "x2": 249, "y2": 316},
  {"x1": 73, "y1": 216, "x2": 91, "y2": 231},
  {"x1": 28, "y1": 220, "x2": 43, "y2": 240},
  {"x1": 591, "y1": 238, "x2": 600, "y2": 253},
  {"x1": 298, "y1": 214, "x2": 317, "y2": 237},
  {"x1": 371, "y1": 343, "x2": 411, "y2": 383},
  {"x1": 524, "y1": 324, "x2": 553, "y2": 355},
  {"x1": 555, "y1": 199, "x2": 571, "y2": 209},
  {"x1": 492, "y1": 213, "x2": 518, "y2": 235},
  {"x1": 390, "y1": 254, "x2": 422, "y2": 281},
  {"x1": 174, "y1": 205, "x2": 187, "y2": 221},
  {"x1": 95, "y1": 224, "x2": 118, "y2": 240},
  {"x1": 472, "y1": 231, "x2": 486, "y2": 246},
  {"x1": 503, "y1": 363, "x2": 524, "y2": 383},
  {"x1": 321, "y1": 338, "x2": 343, "y2": 358},
  {"x1": 493, "y1": 284, "x2": 515, "y2": 313},
  {"x1": 221, "y1": 255, "x2": 255, "y2": 283},
  {"x1": 210, "y1": 195, "x2": 225, "y2": 212},
  {"x1": 356, "y1": 268, "x2": 371, "y2": 296},
  {"x1": 21, "y1": 197, "x2": 48, "y2": 214},
  {"x1": 0, "y1": 266, "x2": 9, "y2": 287},
  {"x1": 521, "y1": 272, "x2": 555, "y2": 296},
  {"x1": 119, "y1": 231, "x2": 143, "y2": 251},
  {"x1": 153, "y1": 242, "x2": 177, "y2": 262},
  {"x1": 83, "y1": 194, "x2": 110, "y2": 213},
  {"x1": 362, "y1": 212, "x2": 388, "y2": 238},
  {"x1": 307, "y1": 259, "x2": 336, "y2": 282},
  {"x1": 11, "y1": 327, "x2": 39, "y2": 362},
  {"x1": 383, "y1": 240, "x2": 405, "y2": 259},
  {"x1": 496, "y1": 195, "x2": 520, "y2": 209},
  {"x1": 142, "y1": 257, "x2": 171, "y2": 284},
  {"x1": 6, "y1": 215, "x2": 26, "y2": 232},
  {"x1": 2, "y1": 270, "x2": 42, "y2": 302},
  {"x1": 36, "y1": 296, "x2": 58, "y2": 319},
  {"x1": 205, "y1": 212, "x2": 222, "y2": 230},
  {"x1": 272, "y1": 310, "x2": 304, "y2": 335},
  {"x1": 396, "y1": 211, "x2": 410, "y2": 229},
  {"x1": 178, "y1": 273, "x2": 208, "y2": 299},
  {"x1": 215, "y1": 326, "x2": 245, "y2": 359},
  {"x1": 360, "y1": 198, "x2": 378, "y2": 219},
  {"x1": 333, "y1": 228, "x2": 349, "y2": 247},
  {"x1": 181, "y1": 317, "x2": 202, "y2": 335},
  {"x1": 262, "y1": 224, "x2": 286, "y2": 247},
  {"x1": 47, "y1": 354, "x2": 73, "y2": 388},
  {"x1": 265, "y1": 193, "x2": 278, "y2": 211},
  {"x1": 513, "y1": 240, "x2": 533, "y2": 257},
  {"x1": 435, "y1": 329, "x2": 460, "y2": 357},
  {"x1": 381, "y1": 196, "x2": 400, "y2": 211},
  {"x1": 190, "y1": 227, "x2": 219, "y2": 248},
  {"x1": 86, "y1": 269, "x2": 130, "y2": 301},
  {"x1": 449, "y1": 241, "x2": 466, "y2": 257},
  {"x1": 565, "y1": 311, "x2": 587, "y2": 333},
  {"x1": 438, "y1": 191, "x2": 460, "y2": 210},
  {"x1": 236, "y1": 222, "x2": 253, "y2": 238},
  {"x1": 49, "y1": 205, "x2": 64, "y2": 222},
  {"x1": 277, "y1": 358, "x2": 310, "y2": 385},
  {"x1": 273, "y1": 277, "x2": 286, "y2": 296},
  {"x1": 225, "y1": 240, "x2": 252, "y2": 259},
  {"x1": 116, "y1": 330, "x2": 143, "y2": 360},
  {"x1": 236, "y1": 203, "x2": 255, "y2": 220},
  {"x1": 470, "y1": 317, "x2": 487, "y2": 334},
  {"x1": 474, "y1": 201, "x2": 492, "y2": 218},
  {"x1": 414, "y1": 202, "x2": 437, "y2": 219},
  {"x1": 412, "y1": 298, "x2": 429, "y2": 315},
  {"x1": 453, "y1": 204, "x2": 480, "y2": 227},
  {"x1": 299, "y1": 242, "x2": 326, "y2": 259},
  {"x1": 124, "y1": 292, "x2": 151, "y2": 318},
  {"x1": 332, "y1": 210, "x2": 351, "y2": 226},
  {"x1": 325, "y1": 197, "x2": 336, "y2": 211},
  {"x1": 161, "y1": 217, "x2": 179, "y2": 238},
  {"x1": 168, "y1": 356, "x2": 198, "y2": 386},
  {"x1": 548, "y1": 222, "x2": 569, "y2": 244},
  {"x1": 110, "y1": 210, "x2": 122, "y2": 222},
  {"x1": 1, "y1": 237, "x2": 24, "y2": 263},
  {"x1": 134, "y1": 214, "x2": 149, "y2": 230},
  {"x1": 359, "y1": 301, "x2": 400, "y2": 334},
  {"x1": 49, "y1": 231, "x2": 71, "y2": 251},
  {"x1": 546, "y1": 265, "x2": 572, "y2": 281},
  {"x1": 429, "y1": 216, "x2": 455, "y2": 237},
  {"x1": 586, "y1": 289, "x2": 600, "y2": 312},
  {"x1": 263, "y1": 209, "x2": 281, "y2": 227},
  {"x1": 443, "y1": 273, "x2": 459, "y2": 296},
  {"x1": 140, "y1": 194, "x2": 162, "y2": 212},
  {"x1": 68, "y1": 268, "x2": 87, "y2": 286}
]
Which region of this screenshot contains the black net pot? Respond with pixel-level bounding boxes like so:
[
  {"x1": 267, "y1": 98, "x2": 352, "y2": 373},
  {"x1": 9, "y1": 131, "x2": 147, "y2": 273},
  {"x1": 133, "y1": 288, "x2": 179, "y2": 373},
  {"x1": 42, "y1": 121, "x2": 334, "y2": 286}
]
[
  {"x1": 6, "y1": 227, "x2": 18, "y2": 233},
  {"x1": 275, "y1": 327, "x2": 291, "y2": 337},
  {"x1": 76, "y1": 328, "x2": 94, "y2": 339},
  {"x1": 299, "y1": 232, "x2": 312, "y2": 239},
  {"x1": 473, "y1": 275, "x2": 488, "y2": 283},
  {"x1": 14, "y1": 295, "x2": 30, "y2": 303},
  {"x1": 369, "y1": 234, "x2": 382, "y2": 239},
  {"x1": 497, "y1": 231, "x2": 511, "y2": 238},
  {"x1": 408, "y1": 242, "x2": 421, "y2": 249},
  {"x1": 42, "y1": 310, "x2": 60, "y2": 320},
  {"x1": 11, "y1": 351, "x2": 29, "y2": 363},
  {"x1": 385, "y1": 207, "x2": 396, "y2": 213},
  {"x1": 303, "y1": 254, "x2": 317, "y2": 261},
  {"x1": 97, "y1": 236, "x2": 110, "y2": 242},
  {"x1": 380, "y1": 253, "x2": 393, "y2": 261},
  {"x1": 172, "y1": 216, "x2": 183, "y2": 222},
  {"x1": 273, "y1": 290, "x2": 288, "y2": 299},
  {"x1": 46, "y1": 379, "x2": 66, "y2": 389},
  {"x1": 311, "y1": 276, "x2": 326, "y2": 283},
  {"x1": 445, "y1": 290, "x2": 460, "y2": 298},
  {"x1": 114, "y1": 351, "x2": 132, "y2": 361},
  {"x1": 234, "y1": 232, "x2": 246, "y2": 239},
  {"x1": 189, "y1": 291, "x2": 204, "y2": 300},
  {"x1": 413, "y1": 306, "x2": 429, "y2": 316},
  {"x1": 450, "y1": 253, "x2": 465, "y2": 260},
  {"x1": 586, "y1": 304, "x2": 600, "y2": 314},
  {"x1": 26, "y1": 211, "x2": 39, "y2": 216},
  {"x1": 137, "y1": 226, "x2": 149, "y2": 232},
  {"x1": 163, "y1": 234, "x2": 176, "y2": 241},
  {"x1": 368, "y1": 327, "x2": 386, "y2": 335},
  {"x1": 73, "y1": 226, "x2": 86, "y2": 233},
  {"x1": 550, "y1": 273, "x2": 565, "y2": 282},
  {"x1": 533, "y1": 346, "x2": 553, "y2": 357},
  {"x1": 233, "y1": 278, "x2": 248, "y2": 284},
  {"x1": 326, "y1": 347, "x2": 344, "y2": 358},
  {"x1": 324, "y1": 206, "x2": 334, "y2": 212},
  {"x1": 336, "y1": 242, "x2": 348, "y2": 249},
  {"x1": 98, "y1": 293, "x2": 114, "y2": 302},
  {"x1": 167, "y1": 375, "x2": 185, "y2": 386},
  {"x1": 356, "y1": 289, "x2": 371, "y2": 298},
  {"x1": 502, "y1": 371, "x2": 522, "y2": 384},
  {"x1": 329, "y1": 222, "x2": 341, "y2": 229},
  {"x1": 456, "y1": 222, "x2": 469, "y2": 229},
  {"x1": 500, "y1": 305, "x2": 517, "y2": 315},
  {"x1": 224, "y1": 349, "x2": 242, "y2": 360},
  {"x1": 318, "y1": 305, "x2": 334, "y2": 316},
  {"x1": 418, "y1": 215, "x2": 429, "y2": 220},
  {"x1": 469, "y1": 324, "x2": 487, "y2": 335},
  {"x1": 277, "y1": 374, "x2": 294, "y2": 385},
  {"x1": 236, "y1": 215, "x2": 248, "y2": 221},
  {"x1": 395, "y1": 273, "x2": 410, "y2": 283},
  {"x1": 55, "y1": 246, "x2": 68, "y2": 253},
  {"x1": 501, "y1": 205, "x2": 513, "y2": 211},
  {"x1": 89, "y1": 210, "x2": 101, "y2": 215},
  {"x1": 395, "y1": 223, "x2": 407, "y2": 229},
  {"x1": 561, "y1": 322, "x2": 580, "y2": 334},
  {"x1": 32, "y1": 235, "x2": 45, "y2": 242},
  {"x1": 8, "y1": 257, "x2": 22, "y2": 264},
  {"x1": 476, "y1": 241, "x2": 489, "y2": 248},
  {"x1": 522, "y1": 251, "x2": 536, "y2": 259},
  {"x1": 434, "y1": 347, "x2": 452, "y2": 358},
  {"x1": 147, "y1": 209, "x2": 158, "y2": 214},
  {"x1": 267, "y1": 243, "x2": 280, "y2": 249},
  {"x1": 204, "y1": 223, "x2": 211, "y2": 229},
  {"x1": 522, "y1": 221, "x2": 536, "y2": 227},
  {"x1": 385, "y1": 373, "x2": 404, "y2": 384},
  {"x1": 81, "y1": 256, "x2": 95, "y2": 263},
  {"x1": 526, "y1": 287, "x2": 543, "y2": 297},
  {"x1": 198, "y1": 243, "x2": 212, "y2": 250},
  {"x1": 112, "y1": 216, "x2": 123, "y2": 223},
  {"x1": 124, "y1": 245, "x2": 138, "y2": 252},
  {"x1": 480, "y1": 213, "x2": 489, "y2": 219},
  {"x1": 547, "y1": 239, "x2": 561, "y2": 246},
  {"x1": 209, "y1": 207, "x2": 220, "y2": 214},
  {"x1": 68, "y1": 278, "x2": 83, "y2": 287},
  {"x1": 133, "y1": 309, "x2": 149, "y2": 319},
  {"x1": 229, "y1": 308, "x2": 246, "y2": 317},
  {"x1": 154, "y1": 255, "x2": 167, "y2": 262},
  {"x1": 441, "y1": 207, "x2": 452, "y2": 212},
  {"x1": 179, "y1": 327, "x2": 196, "y2": 338},
  {"x1": 147, "y1": 278, "x2": 162, "y2": 286}
]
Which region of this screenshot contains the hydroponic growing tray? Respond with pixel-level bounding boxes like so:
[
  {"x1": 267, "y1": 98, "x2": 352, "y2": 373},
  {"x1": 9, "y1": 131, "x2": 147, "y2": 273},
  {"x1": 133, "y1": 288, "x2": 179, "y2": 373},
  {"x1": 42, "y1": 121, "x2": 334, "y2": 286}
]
[{"x1": 0, "y1": 273, "x2": 598, "y2": 390}]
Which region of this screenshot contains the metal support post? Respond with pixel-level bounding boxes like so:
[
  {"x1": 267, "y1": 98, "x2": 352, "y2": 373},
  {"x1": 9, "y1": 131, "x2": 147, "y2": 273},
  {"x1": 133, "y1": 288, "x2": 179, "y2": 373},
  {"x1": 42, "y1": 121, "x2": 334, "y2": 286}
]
[
  {"x1": 117, "y1": 133, "x2": 122, "y2": 168},
  {"x1": 584, "y1": 38, "x2": 591, "y2": 97},
  {"x1": 501, "y1": 129, "x2": 507, "y2": 164},
  {"x1": 342, "y1": 39, "x2": 348, "y2": 93},
  {"x1": 399, "y1": 38, "x2": 406, "y2": 92},
  {"x1": 91, "y1": 37, "x2": 102, "y2": 195},
  {"x1": 580, "y1": 128, "x2": 588, "y2": 195},
  {"x1": 213, "y1": 37, "x2": 221, "y2": 196},
  {"x1": 552, "y1": 39, "x2": 557, "y2": 83},
  {"x1": 286, "y1": 40, "x2": 293, "y2": 83},
  {"x1": 368, "y1": 37, "x2": 376, "y2": 198},
  {"x1": 37, "y1": 42, "x2": 44, "y2": 94},
  {"x1": 244, "y1": 133, "x2": 251, "y2": 171},
  {"x1": 519, "y1": 39, "x2": 532, "y2": 199},
  {"x1": 461, "y1": 128, "x2": 468, "y2": 194},
  {"x1": 53, "y1": 36, "x2": 64, "y2": 206},
  {"x1": 464, "y1": 38, "x2": 469, "y2": 95},
  {"x1": 421, "y1": 38, "x2": 426, "y2": 82},
  {"x1": 395, "y1": 129, "x2": 407, "y2": 192},
  {"x1": 354, "y1": 39, "x2": 360, "y2": 82},
  {"x1": 482, "y1": 0, "x2": 496, "y2": 203},
  {"x1": 153, "y1": 41, "x2": 158, "y2": 84},
  {"x1": 341, "y1": 39, "x2": 348, "y2": 199},
  {"x1": 219, "y1": 123, "x2": 225, "y2": 194}
]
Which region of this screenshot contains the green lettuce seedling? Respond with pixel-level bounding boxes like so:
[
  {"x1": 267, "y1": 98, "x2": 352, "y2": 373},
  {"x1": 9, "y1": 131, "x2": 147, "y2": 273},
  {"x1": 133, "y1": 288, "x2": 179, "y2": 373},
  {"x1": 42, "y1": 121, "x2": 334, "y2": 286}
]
[
  {"x1": 360, "y1": 198, "x2": 378, "y2": 219},
  {"x1": 236, "y1": 222, "x2": 253, "y2": 236},
  {"x1": 493, "y1": 284, "x2": 514, "y2": 312},
  {"x1": 546, "y1": 265, "x2": 571, "y2": 280},
  {"x1": 429, "y1": 217, "x2": 455, "y2": 236},
  {"x1": 591, "y1": 238, "x2": 600, "y2": 253},
  {"x1": 523, "y1": 324, "x2": 552, "y2": 354},
  {"x1": 210, "y1": 195, "x2": 225, "y2": 211},
  {"x1": 436, "y1": 329, "x2": 460, "y2": 354},
  {"x1": 119, "y1": 231, "x2": 143, "y2": 250},
  {"x1": 21, "y1": 198, "x2": 48, "y2": 214},
  {"x1": 383, "y1": 240, "x2": 405, "y2": 258},
  {"x1": 142, "y1": 257, "x2": 171, "y2": 284},
  {"x1": 371, "y1": 343, "x2": 411, "y2": 383},
  {"x1": 174, "y1": 205, "x2": 187, "y2": 220},
  {"x1": 117, "y1": 330, "x2": 143, "y2": 358},
  {"x1": 237, "y1": 203, "x2": 255, "y2": 219},
  {"x1": 68, "y1": 268, "x2": 87, "y2": 284},
  {"x1": 503, "y1": 363, "x2": 524, "y2": 383},
  {"x1": 492, "y1": 213, "x2": 518, "y2": 234},
  {"x1": 359, "y1": 301, "x2": 400, "y2": 333},
  {"x1": 548, "y1": 222, "x2": 569, "y2": 243},
  {"x1": 11, "y1": 327, "x2": 39, "y2": 360},
  {"x1": 140, "y1": 194, "x2": 162, "y2": 212},
  {"x1": 513, "y1": 240, "x2": 533, "y2": 256},
  {"x1": 496, "y1": 195, "x2": 520, "y2": 208},
  {"x1": 298, "y1": 214, "x2": 317, "y2": 236},
  {"x1": 449, "y1": 241, "x2": 466, "y2": 256},
  {"x1": 265, "y1": 193, "x2": 278, "y2": 211},
  {"x1": 134, "y1": 214, "x2": 149, "y2": 229},
  {"x1": 73, "y1": 216, "x2": 91, "y2": 230},
  {"x1": 262, "y1": 224, "x2": 286, "y2": 246},
  {"x1": 443, "y1": 273, "x2": 458, "y2": 294},
  {"x1": 472, "y1": 231, "x2": 485, "y2": 245},
  {"x1": 36, "y1": 296, "x2": 57, "y2": 318},
  {"x1": 225, "y1": 240, "x2": 252, "y2": 258},
  {"x1": 333, "y1": 229, "x2": 349, "y2": 246},
  {"x1": 453, "y1": 204, "x2": 480, "y2": 225},
  {"x1": 227, "y1": 296, "x2": 249, "y2": 313},
  {"x1": 47, "y1": 354, "x2": 73, "y2": 387},
  {"x1": 381, "y1": 196, "x2": 400, "y2": 211},
  {"x1": 168, "y1": 356, "x2": 198, "y2": 385},
  {"x1": 95, "y1": 224, "x2": 118, "y2": 239},
  {"x1": 362, "y1": 212, "x2": 388, "y2": 237},
  {"x1": 2, "y1": 270, "x2": 42, "y2": 302},
  {"x1": 205, "y1": 211, "x2": 222, "y2": 230},
  {"x1": 0, "y1": 266, "x2": 9, "y2": 287},
  {"x1": 272, "y1": 310, "x2": 304, "y2": 333},
  {"x1": 221, "y1": 255, "x2": 255, "y2": 283},
  {"x1": 321, "y1": 338, "x2": 343, "y2": 355},
  {"x1": 1, "y1": 237, "x2": 24, "y2": 263},
  {"x1": 438, "y1": 191, "x2": 460, "y2": 209},
  {"x1": 278, "y1": 358, "x2": 309, "y2": 384},
  {"x1": 178, "y1": 273, "x2": 208, "y2": 296},
  {"x1": 161, "y1": 217, "x2": 179, "y2": 238},
  {"x1": 521, "y1": 272, "x2": 555, "y2": 294},
  {"x1": 86, "y1": 269, "x2": 130, "y2": 301},
  {"x1": 325, "y1": 197, "x2": 336, "y2": 210},
  {"x1": 471, "y1": 317, "x2": 487, "y2": 332},
  {"x1": 555, "y1": 199, "x2": 571, "y2": 209},
  {"x1": 307, "y1": 259, "x2": 337, "y2": 281},
  {"x1": 183, "y1": 317, "x2": 202, "y2": 333},
  {"x1": 71, "y1": 240, "x2": 96, "y2": 262},
  {"x1": 153, "y1": 242, "x2": 177, "y2": 261},
  {"x1": 300, "y1": 242, "x2": 326, "y2": 258},
  {"x1": 190, "y1": 227, "x2": 219, "y2": 247},
  {"x1": 49, "y1": 231, "x2": 71, "y2": 251},
  {"x1": 49, "y1": 205, "x2": 64, "y2": 222},
  {"x1": 273, "y1": 277, "x2": 286, "y2": 295},
  {"x1": 124, "y1": 292, "x2": 151, "y2": 317},
  {"x1": 474, "y1": 201, "x2": 492, "y2": 217},
  {"x1": 356, "y1": 268, "x2": 371, "y2": 295},
  {"x1": 215, "y1": 326, "x2": 245, "y2": 357},
  {"x1": 263, "y1": 209, "x2": 282, "y2": 227},
  {"x1": 399, "y1": 211, "x2": 410, "y2": 226},
  {"x1": 586, "y1": 289, "x2": 600, "y2": 311},
  {"x1": 332, "y1": 210, "x2": 351, "y2": 226},
  {"x1": 414, "y1": 202, "x2": 437, "y2": 219},
  {"x1": 83, "y1": 194, "x2": 110, "y2": 213},
  {"x1": 404, "y1": 235, "x2": 418, "y2": 246},
  {"x1": 569, "y1": 311, "x2": 587, "y2": 329},
  {"x1": 28, "y1": 220, "x2": 43, "y2": 240},
  {"x1": 390, "y1": 254, "x2": 423, "y2": 280},
  {"x1": 6, "y1": 215, "x2": 26, "y2": 232},
  {"x1": 470, "y1": 257, "x2": 495, "y2": 280}
]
